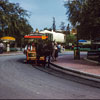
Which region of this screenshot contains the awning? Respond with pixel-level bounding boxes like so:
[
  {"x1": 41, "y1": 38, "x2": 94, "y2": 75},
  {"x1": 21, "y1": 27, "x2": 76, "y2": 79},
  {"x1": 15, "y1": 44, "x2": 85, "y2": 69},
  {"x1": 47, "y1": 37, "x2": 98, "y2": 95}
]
[
  {"x1": 78, "y1": 40, "x2": 87, "y2": 42},
  {"x1": 0, "y1": 36, "x2": 16, "y2": 41},
  {"x1": 24, "y1": 35, "x2": 48, "y2": 39}
]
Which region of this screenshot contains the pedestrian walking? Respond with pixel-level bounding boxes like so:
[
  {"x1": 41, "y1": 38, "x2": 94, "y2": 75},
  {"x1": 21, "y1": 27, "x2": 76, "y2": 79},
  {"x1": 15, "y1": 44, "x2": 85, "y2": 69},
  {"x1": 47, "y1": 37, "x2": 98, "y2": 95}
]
[
  {"x1": 52, "y1": 42, "x2": 58, "y2": 61},
  {"x1": 0, "y1": 41, "x2": 4, "y2": 54},
  {"x1": 61, "y1": 45, "x2": 65, "y2": 52},
  {"x1": 43, "y1": 40, "x2": 53, "y2": 67},
  {"x1": 57, "y1": 43, "x2": 61, "y2": 53}
]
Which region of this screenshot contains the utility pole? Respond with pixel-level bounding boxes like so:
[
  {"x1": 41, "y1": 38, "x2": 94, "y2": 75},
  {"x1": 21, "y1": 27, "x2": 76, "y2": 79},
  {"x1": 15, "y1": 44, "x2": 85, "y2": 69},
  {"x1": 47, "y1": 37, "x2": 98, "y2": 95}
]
[
  {"x1": 52, "y1": 17, "x2": 56, "y2": 31},
  {"x1": 74, "y1": 22, "x2": 80, "y2": 60},
  {"x1": 66, "y1": 24, "x2": 70, "y2": 35}
]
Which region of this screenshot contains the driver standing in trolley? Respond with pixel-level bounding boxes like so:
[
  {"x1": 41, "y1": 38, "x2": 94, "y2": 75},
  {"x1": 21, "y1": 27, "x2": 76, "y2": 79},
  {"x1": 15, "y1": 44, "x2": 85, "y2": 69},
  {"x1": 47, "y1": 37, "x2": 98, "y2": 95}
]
[{"x1": 24, "y1": 42, "x2": 36, "y2": 54}]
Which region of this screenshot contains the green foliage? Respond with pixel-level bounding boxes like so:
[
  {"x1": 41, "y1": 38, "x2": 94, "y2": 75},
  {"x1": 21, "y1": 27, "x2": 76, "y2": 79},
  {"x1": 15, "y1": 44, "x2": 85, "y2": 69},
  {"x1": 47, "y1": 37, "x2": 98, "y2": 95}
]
[
  {"x1": 60, "y1": 22, "x2": 65, "y2": 30},
  {"x1": 64, "y1": 0, "x2": 100, "y2": 40},
  {"x1": 66, "y1": 34, "x2": 76, "y2": 45},
  {"x1": 43, "y1": 27, "x2": 52, "y2": 31},
  {"x1": 0, "y1": 0, "x2": 33, "y2": 47}
]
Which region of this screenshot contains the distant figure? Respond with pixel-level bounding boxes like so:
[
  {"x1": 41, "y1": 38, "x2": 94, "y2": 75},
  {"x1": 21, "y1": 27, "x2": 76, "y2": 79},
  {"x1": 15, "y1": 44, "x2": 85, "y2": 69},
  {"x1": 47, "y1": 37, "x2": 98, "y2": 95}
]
[
  {"x1": 31, "y1": 43, "x2": 36, "y2": 51},
  {"x1": 72, "y1": 45, "x2": 74, "y2": 50},
  {"x1": 52, "y1": 42, "x2": 58, "y2": 61},
  {"x1": 63, "y1": 45, "x2": 65, "y2": 51},
  {"x1": 61, "y1": 45, "x2": 65, "y2": 52},
  {"x1": 43, "y1": 40, "x2": 53, "y2": 67},
  {"x1": 0, "y1": 42, "x2": 4, "y2": 54},
  {"x1": 57, "y1": 44, "x2": 61, "y2": 53},
  {"x1": 24, "y1": 43, "x2": 31, "y2": 55}
]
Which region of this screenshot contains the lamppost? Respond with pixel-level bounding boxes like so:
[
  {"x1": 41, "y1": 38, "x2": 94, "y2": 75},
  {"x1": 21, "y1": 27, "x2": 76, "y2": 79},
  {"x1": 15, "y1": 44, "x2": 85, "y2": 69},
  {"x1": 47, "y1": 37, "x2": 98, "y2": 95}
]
[{"x1": 74, "y1": 21, "x2": 80, "y2": 60}]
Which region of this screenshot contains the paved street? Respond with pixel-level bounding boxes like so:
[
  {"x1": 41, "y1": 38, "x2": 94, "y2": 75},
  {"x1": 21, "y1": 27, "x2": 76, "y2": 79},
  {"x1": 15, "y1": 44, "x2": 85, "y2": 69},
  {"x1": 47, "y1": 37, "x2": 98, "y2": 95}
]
[{"x1": 0, "y1": 55, "x2": 100, "y2": 99}]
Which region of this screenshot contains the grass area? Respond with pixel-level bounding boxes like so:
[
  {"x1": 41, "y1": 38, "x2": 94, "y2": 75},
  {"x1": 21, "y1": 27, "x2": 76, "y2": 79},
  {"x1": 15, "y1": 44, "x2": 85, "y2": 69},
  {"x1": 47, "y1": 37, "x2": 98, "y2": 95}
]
[
  {"x1": 65, "y1": 49, "x2": 73, "y2": 51},
  {"x1": 65, "y1": 49, "x2": 88, "y2": 52}
]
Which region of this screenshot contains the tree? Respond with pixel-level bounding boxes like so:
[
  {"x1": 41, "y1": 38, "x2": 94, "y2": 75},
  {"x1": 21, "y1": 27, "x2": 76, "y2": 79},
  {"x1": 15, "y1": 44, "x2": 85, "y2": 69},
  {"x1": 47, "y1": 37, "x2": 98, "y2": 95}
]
[
  {"x1": 0, "y1": 0, "x2": 33, "y2": 47},
  {"x1": 80, "y1": 0, "x2": 100, "y2": 40},
  {"x1": 44, "y1": 27, "x2": 52, "y2": 31},
  {"x1": 66, "y1": 34, "x2": 77, "y2": 45},
  {"x1": 0, "y1": 0, "x2": 9, "y2": 36},
  {"x1": 64, "y1": 0, "x2": 84, "y2": 26},
  {"x1": 64, "y1": 0, "x2": 100, "y2": 40},
  {"x1": 60, "y1": 22, "x2": 65, "y2": 30},
  {"x1": 66, "y1": 23, "x2": 70, "y2": 35}
]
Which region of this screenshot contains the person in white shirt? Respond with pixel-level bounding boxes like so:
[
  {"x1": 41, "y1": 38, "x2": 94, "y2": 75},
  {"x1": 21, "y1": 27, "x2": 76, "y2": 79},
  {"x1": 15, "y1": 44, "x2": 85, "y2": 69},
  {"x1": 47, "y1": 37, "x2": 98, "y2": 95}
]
[
  {"x1": 52, "y1": 42, "x2": 58, "y2": 61},
  {"x1": 0, "y1": 42, "x2": 4, "y2": 54},
  {"x1": 24, "y1": 43, "x2": 32, "y2": 54}
]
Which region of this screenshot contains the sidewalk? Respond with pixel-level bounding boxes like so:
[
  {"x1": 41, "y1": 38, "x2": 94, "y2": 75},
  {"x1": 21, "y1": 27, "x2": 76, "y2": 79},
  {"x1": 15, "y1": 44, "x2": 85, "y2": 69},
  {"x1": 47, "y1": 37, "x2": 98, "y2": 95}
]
[
  {"x1": 0, "y1": 51, "x2": 23, "y2": 56},
  {"x1": 51, "y1": 51, "x2": 100, "y2": 76}
]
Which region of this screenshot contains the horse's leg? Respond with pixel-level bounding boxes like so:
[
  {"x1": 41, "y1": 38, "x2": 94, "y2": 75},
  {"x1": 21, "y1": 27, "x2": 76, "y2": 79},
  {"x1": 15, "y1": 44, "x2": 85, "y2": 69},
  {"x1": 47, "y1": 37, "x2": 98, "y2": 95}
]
[{"x1": 47, "y1": 55, "x2": 51, "y2": 68}]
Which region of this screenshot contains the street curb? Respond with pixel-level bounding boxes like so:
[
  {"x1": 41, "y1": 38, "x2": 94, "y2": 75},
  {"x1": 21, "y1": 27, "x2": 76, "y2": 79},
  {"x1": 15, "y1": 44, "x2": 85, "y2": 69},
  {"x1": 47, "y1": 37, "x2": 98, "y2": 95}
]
[
  {"x1": 50, "y1": 62, "x2": 100, "y2": 88},
  {"x1": 84, "y1": 57, "x2": 99, "y2": 64},
  {"x1": 0, "y1": 52, "x2": 24, "y2": 56}
]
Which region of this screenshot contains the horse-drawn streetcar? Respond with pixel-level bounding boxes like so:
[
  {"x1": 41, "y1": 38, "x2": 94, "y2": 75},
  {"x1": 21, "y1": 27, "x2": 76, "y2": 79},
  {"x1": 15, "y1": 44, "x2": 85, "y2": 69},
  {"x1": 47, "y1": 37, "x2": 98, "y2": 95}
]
[{"x1": 24, "y1": 33, "x2": 52, "y2": 66}]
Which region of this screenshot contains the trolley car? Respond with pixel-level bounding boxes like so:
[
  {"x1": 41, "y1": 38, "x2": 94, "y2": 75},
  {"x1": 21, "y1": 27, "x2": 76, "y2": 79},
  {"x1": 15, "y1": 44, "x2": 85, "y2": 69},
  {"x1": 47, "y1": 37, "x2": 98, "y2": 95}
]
[{"x1": 24, "y1": 33, "x2": 50, "y2": 65}]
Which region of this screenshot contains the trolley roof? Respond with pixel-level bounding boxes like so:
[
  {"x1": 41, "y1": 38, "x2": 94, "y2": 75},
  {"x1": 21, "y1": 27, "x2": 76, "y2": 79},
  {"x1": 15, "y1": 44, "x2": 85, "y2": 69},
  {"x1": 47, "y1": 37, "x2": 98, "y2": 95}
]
[{"x1": 24, "y1": 33, "x2": 48, "y2": 39}]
